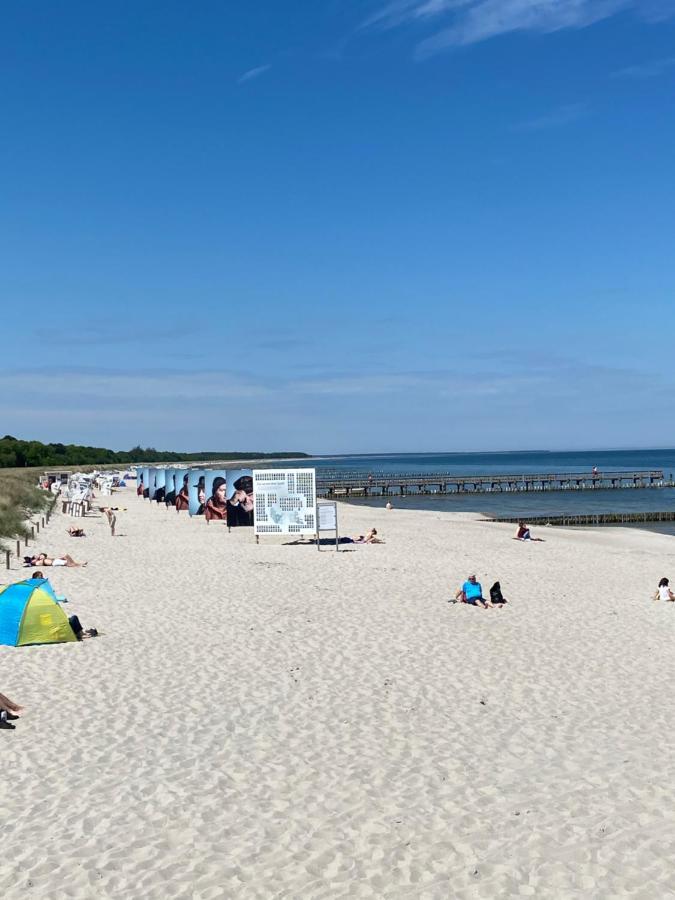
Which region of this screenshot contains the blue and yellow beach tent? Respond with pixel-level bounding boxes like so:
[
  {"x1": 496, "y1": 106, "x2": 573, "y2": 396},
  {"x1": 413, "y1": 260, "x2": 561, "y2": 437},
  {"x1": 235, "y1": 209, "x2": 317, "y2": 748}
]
[{"x1": 0, "y1": 578, "x2": 77, "y2": 647}]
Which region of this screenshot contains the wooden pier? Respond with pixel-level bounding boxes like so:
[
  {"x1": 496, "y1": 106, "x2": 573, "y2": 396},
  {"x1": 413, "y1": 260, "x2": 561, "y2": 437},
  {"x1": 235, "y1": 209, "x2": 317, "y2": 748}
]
[
  {"x1": 317, "y1": 470, "x2": 667, "y2": 498},
  {"x1": 489, "y1": 510, "x2": 675, "y2": 528}
]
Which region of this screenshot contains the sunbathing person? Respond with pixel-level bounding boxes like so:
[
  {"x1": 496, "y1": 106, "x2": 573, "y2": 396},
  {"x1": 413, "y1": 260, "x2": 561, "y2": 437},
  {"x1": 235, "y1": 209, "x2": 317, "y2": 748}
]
[
  {"x1": 455, "y1": 574, "x2": 492, "y2": 608},
  {"x1": 29, "y1": 552, "x2": 87, "y2": 568},
  {"x1": 514, "y1": 522, "x2": 544, "y2": 542},
  {"x1": 355, "y1": 528, "x2": 384, "y2": 544},
  {"x1": 0, "y1": 692, "x2": 22, "y2": 715},
  {"x1": 67, "y1": 526, "x2": 86, "y2": 537},
  {"x1": 0, "y1": 692, "x2": 22, "y2": 730}
]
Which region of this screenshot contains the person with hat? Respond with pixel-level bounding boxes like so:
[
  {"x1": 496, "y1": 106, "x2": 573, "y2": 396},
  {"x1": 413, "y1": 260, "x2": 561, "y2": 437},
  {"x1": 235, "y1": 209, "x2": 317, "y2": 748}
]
[
  {"x1": 192, "y1": 475, "x2": 206, "y2": 515},
  {"x1": 205, "y1": 476, "x2": 227, "y2": 522},
  {"x1": 227, "y1": 475, "x2": 254, "y2": 527}
]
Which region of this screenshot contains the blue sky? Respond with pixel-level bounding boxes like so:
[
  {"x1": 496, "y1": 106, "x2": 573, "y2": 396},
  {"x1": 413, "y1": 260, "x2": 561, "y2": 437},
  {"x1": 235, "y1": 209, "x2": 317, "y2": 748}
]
[{"x1": 2, "y1": 1, "x2": 674, "y2": 453}]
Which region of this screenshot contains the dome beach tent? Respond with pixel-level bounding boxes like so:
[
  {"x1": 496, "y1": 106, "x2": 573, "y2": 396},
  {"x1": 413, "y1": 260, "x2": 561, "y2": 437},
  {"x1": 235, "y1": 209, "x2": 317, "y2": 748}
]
[{"x1": 0, "y1": 578, "x2": 77, "y2": 647}]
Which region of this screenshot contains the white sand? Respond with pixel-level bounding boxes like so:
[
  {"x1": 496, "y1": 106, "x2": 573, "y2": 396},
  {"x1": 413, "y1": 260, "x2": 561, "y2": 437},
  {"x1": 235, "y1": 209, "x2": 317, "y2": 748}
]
[{"x1": 4, "y1": 490, "x2": 675, "y2": 898}]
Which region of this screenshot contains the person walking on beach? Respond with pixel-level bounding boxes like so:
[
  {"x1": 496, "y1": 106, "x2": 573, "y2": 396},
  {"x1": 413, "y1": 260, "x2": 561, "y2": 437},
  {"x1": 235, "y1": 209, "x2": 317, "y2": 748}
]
[{"x1": 101, "y1": 507, "x2": 116, "y2": 536}]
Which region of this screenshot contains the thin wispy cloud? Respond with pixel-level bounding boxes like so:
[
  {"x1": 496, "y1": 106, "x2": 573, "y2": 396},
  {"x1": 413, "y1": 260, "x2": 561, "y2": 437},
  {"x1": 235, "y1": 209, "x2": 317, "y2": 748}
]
[
  {"x1": 362, "y1": 0, "x2": 675, "y2": 57},
  {"x1": 513, "y1": 102, "x2": 589, "y2": 132},
  {"x1": 237, "y1": 64, "x2": 272, "y2": 85},
  {"x1": 613, "y1": 56, "x2": 675, "y2": 78},
  {"x1": 361, "y1": 0, "x2": 470, "y2": 30}
]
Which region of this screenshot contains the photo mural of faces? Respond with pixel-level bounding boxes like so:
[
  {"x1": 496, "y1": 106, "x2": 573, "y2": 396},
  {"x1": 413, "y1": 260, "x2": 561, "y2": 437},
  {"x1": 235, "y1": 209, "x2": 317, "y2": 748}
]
[
  {"x1": 188, "y1": 471, "x2": 207, "y2": 516},
  {"x1": 152, "y1": 468, "x2": 166, "y2": 503},
  {"x1": 226, "y1": 469, "x2": 254, "y2": 527},
  {"x1": 175, "y1": 470, "x2": 190, "y2": 512},
  {"x1": 204, "y1": 471, "x2": 228, "y2": 522},
  {"x1": 147, "y1": 468, "x2": 158, "y2": 500},
  {"x1": 142, "y1": 468, "x2": 151, "y2": 499},
  {"x1": 163, "y1": 469, "x2": 177, "y2": 506}
]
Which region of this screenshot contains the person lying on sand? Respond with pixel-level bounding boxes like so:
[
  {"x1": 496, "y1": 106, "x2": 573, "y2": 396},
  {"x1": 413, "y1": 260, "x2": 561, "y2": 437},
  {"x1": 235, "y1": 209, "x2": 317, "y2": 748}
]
[
  {"x1": 354, "y1": 528, "x2": 384, "y2": 544},
  {"x1": 28, "y1": 553, "x2": 87, "y2": 568},
  {"x1": 655, "y1": 578, "x2": 675, "y2": 601},
  {"x1": 0, "y1": 692, "x2": 23, "y2": 730},
  {"x1": 514, "y1": 522, "x2": 545, "y2": 542},
  {"x1": 67, "y1": 526, "x2": 86, "y2": 537},
  {"x1": 455, "y1": 574, "x2": 494, "y2": 609},
  {"x1": 67, "y1": 613, "x2": 98, "y2": 640}
]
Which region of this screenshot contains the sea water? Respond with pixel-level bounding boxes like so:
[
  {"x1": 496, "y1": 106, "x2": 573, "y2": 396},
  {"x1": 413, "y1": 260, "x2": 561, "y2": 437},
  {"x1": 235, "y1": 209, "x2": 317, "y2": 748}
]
[{"x1": 299, "y1": 449, "x2": 675, "y2": 536}]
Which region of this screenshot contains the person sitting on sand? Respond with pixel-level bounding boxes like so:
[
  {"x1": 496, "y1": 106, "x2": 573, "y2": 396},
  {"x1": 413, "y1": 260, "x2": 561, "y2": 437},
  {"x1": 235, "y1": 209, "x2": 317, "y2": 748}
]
[
  {"x1": 455, "y1": 574, "x2": 492, "y2": 609},
  {"x1": 0, "y1": 692, "x2": 22, "y2": 730},
  {"x1": 28, "y1": 553, "x2": 87, "y2": 568},
  {"x1": 67, "y1": 526, "x2": 86, "y2": 537},
  {"x1": 489, "y1": 581, "x2": 508, "y2": 605},
  {"x1": 656, "y1": 578, "x2": 675, "y2": 601},
  {"x1": 514, "y1": 522, "x2": 544, "y2": 542},
  {"x1": 67, "y1": 613, "x2": 98, "y2": 640}
]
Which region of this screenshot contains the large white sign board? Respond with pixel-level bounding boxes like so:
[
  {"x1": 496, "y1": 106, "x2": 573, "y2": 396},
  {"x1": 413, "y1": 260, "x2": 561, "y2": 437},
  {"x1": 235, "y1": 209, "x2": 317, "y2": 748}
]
[{"x1": 253, "y1": 469, "x2": 317, "y2": 535}]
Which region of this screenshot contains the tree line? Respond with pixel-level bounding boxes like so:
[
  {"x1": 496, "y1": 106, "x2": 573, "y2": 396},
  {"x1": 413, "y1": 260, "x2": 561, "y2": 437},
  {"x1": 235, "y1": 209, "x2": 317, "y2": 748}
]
[{"x1": 0, "y1": 436, "x2": 309, "y2": 469}]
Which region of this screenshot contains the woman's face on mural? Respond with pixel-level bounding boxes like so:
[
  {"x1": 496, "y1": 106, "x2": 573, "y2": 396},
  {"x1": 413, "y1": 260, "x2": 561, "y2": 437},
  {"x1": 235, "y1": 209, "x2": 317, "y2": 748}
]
[
  {"x1": 215, "y1": 483, "x2": 226, "y2": 503},
  {"x1": 198, "y1": 487, "x2": 206, "y2": 504}
]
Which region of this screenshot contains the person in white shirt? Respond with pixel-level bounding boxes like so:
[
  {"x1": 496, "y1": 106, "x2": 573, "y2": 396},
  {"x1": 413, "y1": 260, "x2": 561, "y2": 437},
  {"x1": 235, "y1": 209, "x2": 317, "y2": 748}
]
[{"x1": 657, "y1": 578, "x2": 675, "y2": 601}]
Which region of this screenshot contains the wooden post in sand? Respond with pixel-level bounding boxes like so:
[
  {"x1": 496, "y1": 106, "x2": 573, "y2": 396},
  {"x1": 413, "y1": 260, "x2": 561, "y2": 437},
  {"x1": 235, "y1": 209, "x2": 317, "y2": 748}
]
[
  {"x1": 16, "y1": 541, "x2": 20, "y2": 558},
  {"x1": 41, "y1": 517, "x2": 45, "y2": 528},
  {"x1": 30, "y1": 526, "x2": 35, "y2": 540},
  {"x1": 5, "y1": 550, "x2": 10, "y2": 569},
  {"x1": 36, "y1": 521, "x2": 40, "y2": 534}
]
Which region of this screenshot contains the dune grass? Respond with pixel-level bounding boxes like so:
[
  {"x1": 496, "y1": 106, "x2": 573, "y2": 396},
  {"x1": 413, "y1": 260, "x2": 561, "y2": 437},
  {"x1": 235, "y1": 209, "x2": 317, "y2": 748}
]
[{"x1": 0, "y1": 472, "x2": 51, "y2": 548}]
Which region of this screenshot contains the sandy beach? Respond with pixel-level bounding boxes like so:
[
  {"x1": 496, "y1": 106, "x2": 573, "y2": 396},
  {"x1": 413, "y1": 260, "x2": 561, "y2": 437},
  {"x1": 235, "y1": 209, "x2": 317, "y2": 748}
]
[{"x1": 4, "y1": 488, "x2": 675, "y2": 898}]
